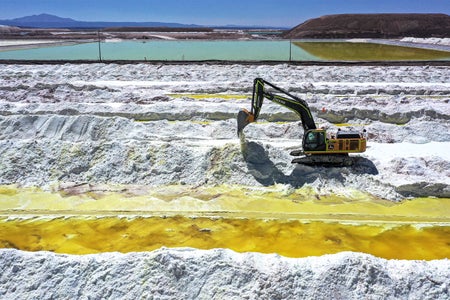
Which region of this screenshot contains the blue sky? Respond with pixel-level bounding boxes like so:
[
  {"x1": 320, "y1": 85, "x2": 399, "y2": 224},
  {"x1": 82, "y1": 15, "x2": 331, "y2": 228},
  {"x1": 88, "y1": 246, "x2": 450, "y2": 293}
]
[{"x1": 1, "y1": 0, "x2": 449, "y2": 27}]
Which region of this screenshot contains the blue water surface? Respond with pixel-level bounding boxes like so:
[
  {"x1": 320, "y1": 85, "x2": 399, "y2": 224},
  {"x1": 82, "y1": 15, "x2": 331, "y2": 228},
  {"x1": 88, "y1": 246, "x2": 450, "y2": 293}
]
[{"x1": 0, "y1": 40, "x2": 319, "y2": 61}]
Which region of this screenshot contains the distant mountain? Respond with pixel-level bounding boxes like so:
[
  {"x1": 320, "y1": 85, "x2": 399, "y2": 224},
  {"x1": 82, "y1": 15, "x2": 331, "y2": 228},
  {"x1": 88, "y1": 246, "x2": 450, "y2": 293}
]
[
  {"x1": 11, "y1": 13, "x2": 78, "y2": 25},
  {"x1": 0, "y1": 13, "x2": 203, "y2": 29}
]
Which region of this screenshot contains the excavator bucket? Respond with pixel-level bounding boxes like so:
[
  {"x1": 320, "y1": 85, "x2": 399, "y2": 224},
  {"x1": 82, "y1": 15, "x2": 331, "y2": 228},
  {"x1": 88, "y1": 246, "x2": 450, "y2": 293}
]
[{"x1": 237, "y1": 109, "x2": 254, "y2": 136}]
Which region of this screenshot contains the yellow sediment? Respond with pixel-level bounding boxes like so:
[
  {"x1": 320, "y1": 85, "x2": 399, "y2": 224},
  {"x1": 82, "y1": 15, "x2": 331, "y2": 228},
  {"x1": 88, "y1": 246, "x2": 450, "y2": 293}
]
[
  {"x1": 167, "y1": 93, "x2": 248, "y2": 100},
  {"x1": 294, "y1": 42, "x2": 450, "y2": 61},
  {"x1": 335, "y1": 123, "x2": 368, "y2": 127},
  {"x1": 0, "y1": 184, "x2": 449, "y2": 259},
  {"x1": 1, "y1": 216, "x2": 448, "y2": 259}
]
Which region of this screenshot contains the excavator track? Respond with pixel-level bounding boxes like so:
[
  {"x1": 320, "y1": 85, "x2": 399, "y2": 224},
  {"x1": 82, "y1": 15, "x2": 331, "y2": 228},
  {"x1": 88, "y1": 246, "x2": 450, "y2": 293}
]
[{"x1": 291, "y1": 154, "x2": 354, "y2": 166}]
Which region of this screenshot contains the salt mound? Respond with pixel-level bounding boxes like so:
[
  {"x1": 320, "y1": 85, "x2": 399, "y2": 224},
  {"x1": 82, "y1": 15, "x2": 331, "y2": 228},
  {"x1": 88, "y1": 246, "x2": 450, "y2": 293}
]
[
  {"x1": 0, "y1": 62, "x2": 449, "y2": 299},
  {"x1": 1, "y1": 248, "x2": 448, "y2": 299},
  {"x1": 0, "y1": 63, "x2": 449, "y2": 199}
]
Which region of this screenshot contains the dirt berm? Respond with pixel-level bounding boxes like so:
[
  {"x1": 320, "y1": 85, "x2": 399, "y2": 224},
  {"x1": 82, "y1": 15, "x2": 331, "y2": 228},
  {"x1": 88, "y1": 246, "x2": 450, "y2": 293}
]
[{"x1": 283, "y1": 13, "x2": 450, "y2": 39}]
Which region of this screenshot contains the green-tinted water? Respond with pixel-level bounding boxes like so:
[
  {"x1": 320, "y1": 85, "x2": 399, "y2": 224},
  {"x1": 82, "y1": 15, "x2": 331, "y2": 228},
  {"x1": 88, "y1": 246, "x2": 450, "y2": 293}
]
[
  {"x1": 0, "y1": 40, "x2": 448, "y2": 61},
  {"x1": 0, "y1": 40, "x2": 317, "y2": 61}
]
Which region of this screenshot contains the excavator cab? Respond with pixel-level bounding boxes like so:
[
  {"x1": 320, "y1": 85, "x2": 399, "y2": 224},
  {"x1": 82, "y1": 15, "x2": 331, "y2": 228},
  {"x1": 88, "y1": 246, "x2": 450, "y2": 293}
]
[{"x1": 303, "y1": 130, "x2": 327, "y2": 151}]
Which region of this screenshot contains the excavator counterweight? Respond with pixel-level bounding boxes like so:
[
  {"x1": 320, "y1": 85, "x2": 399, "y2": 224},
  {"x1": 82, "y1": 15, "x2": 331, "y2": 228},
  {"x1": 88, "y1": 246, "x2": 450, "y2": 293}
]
[{"x1": 237, "y1": 78, "x2": 367, "y2": 166}]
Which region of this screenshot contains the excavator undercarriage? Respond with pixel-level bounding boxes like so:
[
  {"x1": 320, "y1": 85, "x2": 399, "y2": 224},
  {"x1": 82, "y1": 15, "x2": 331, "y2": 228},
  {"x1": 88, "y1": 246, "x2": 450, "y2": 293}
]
[{"x1": 290, "y1": 152, "x2": 354, "y2": 166}]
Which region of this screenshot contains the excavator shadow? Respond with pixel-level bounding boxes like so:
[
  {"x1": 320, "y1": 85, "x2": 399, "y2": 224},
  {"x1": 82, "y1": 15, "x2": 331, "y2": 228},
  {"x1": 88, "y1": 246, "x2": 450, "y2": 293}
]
[{"x1": 242, "y1": 141, "x2": 378, "y2": 188}]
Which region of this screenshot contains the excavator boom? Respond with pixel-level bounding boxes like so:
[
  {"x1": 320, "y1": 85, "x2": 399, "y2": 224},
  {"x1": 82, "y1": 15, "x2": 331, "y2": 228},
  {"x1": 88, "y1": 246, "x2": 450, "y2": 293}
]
[{"x1": 237, "y1": 78, "x2": 316, "y2": 135}]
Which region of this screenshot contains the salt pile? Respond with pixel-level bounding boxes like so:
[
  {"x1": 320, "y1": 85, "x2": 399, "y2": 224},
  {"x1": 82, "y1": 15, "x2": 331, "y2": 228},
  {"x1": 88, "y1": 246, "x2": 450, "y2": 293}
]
[
  {"x1": 0, "y1": 63, "x2": 449, "y2": 199},
  {"x1": 0, "y1": 62, "x2": 449, "y2": 298},
  {"x1": 1, "y1": 248, "x2": 449, "y2": 299}
]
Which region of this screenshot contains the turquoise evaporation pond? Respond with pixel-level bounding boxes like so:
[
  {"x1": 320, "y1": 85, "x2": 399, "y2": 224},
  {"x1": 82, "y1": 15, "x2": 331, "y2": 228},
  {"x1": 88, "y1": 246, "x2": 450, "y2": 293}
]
[{"x1": 0, "y1": 40, "x2": 318, "y2": 61}]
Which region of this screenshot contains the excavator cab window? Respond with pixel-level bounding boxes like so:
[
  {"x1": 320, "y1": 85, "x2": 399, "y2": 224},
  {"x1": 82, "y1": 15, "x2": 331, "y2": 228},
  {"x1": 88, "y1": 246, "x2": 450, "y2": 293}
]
[{"x1": 303, "y1": 130, "x2": 326, "y2": 151}]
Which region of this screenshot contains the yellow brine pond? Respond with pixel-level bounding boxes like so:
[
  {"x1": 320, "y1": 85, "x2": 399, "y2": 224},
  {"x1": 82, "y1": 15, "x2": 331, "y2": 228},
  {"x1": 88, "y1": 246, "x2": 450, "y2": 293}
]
[{"x1": 0, "y1": 184, "x2": 449, "y2": 260}]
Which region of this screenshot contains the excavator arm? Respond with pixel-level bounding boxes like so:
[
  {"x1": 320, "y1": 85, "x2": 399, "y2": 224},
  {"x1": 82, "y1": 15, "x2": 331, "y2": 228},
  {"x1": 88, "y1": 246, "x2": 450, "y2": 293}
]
[{"x1": 237, "y1": 78, "x2": 316, "y2": 135}]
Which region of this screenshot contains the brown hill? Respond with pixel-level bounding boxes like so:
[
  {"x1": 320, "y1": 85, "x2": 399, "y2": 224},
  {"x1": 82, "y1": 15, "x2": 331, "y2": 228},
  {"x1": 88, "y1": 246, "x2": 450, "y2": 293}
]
[{"x1": 283, "y1": 14, "x2": 450, "y2": 39}]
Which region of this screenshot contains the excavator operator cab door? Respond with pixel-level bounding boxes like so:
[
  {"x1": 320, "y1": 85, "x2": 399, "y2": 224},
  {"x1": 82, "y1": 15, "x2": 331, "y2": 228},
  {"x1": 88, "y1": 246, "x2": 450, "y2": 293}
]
[{"x1": 303, "y1": 129, "x2": 327, "y2": 152}]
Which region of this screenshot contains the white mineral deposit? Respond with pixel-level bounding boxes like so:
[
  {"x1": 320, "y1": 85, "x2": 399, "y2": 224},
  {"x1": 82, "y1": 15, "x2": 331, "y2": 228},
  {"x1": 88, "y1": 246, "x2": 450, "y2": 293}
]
[{"x1": 0, "y1": 59, "x2": 449, "y2": 299}]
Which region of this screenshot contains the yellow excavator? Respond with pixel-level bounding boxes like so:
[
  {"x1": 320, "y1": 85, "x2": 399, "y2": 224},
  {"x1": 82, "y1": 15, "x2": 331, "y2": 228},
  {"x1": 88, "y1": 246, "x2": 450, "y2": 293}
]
[{"x1": 237, "y1": 78, "x2": 367, "y2": 166}]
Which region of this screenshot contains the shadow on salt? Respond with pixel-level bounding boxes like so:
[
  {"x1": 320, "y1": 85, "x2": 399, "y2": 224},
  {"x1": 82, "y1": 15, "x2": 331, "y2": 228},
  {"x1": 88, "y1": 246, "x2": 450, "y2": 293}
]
[{"x1": 242, "y1": 140, "x2": 378, "y2": 187}]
